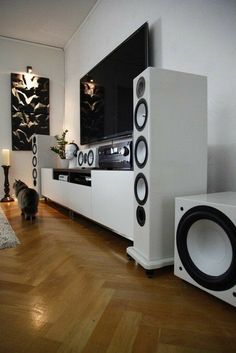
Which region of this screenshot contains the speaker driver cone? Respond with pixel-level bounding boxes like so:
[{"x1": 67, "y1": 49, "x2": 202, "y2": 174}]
[
  {"x1": 134, "y1": 98, "x2": 148, "y2": 131},
  {"x1": 135, "y1": 136, "x2": 148, "y2": 168},
  {"x1": 136, "y1": 206, "x2": 146, "y2": 227},
  {"x1": 136, "y1": 76, "x2": 145, "y2": 98},
  {"x1": 78, "y1": 151, "x2": 83, "y2": 166},
  {"x1": 32, "y1": 156, "x2": 37, "y2": 167},
  {"x1": 88, "y1": 150, "x2": 94, "y2": 166},
  {"x1": 177, "y1": 206, "x2": 236, "y2": 291},
  {"x1": 32, "y1": 144, "x2": 37, "y2": 155},
  {"x1": 134, "y1": 173, "x2": 148, "y2": 205},
  {"x1": 32, "y1": 168, "x2": 37, "y2": 180}
]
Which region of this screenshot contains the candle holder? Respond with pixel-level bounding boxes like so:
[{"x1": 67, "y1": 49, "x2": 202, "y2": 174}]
[{"x1": 1, "y1": 165, "x2": 14, "y2": 202}]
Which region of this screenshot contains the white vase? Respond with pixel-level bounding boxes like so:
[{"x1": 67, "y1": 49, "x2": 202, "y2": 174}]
[{"x1": 56, "y1": 158, "x2": 69, "y2": 169}]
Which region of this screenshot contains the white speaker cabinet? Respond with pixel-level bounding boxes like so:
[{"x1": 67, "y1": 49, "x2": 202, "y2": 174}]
[
  {"x1": 175, "y1": 192, "x2": 236, "y2": 307},
  {"x1": 32, "y1": 134, "x2": 57, "y2": 195},
  {"x1": 127, "y1": 67, "x2": 207, "y2": 271},
  {"x1": 77, "y1": 147, "x2": 98, "y2": 169}
]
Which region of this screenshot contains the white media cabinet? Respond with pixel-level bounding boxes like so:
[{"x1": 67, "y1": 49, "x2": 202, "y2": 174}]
[{"x1": 41, "y1": 168, "x2": 134, "y2": 240}]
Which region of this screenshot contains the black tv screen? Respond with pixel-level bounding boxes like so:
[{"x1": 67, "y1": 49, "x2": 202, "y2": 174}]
[{"x1": 80, "y1": 22, "x2": 149, "y2": 145}]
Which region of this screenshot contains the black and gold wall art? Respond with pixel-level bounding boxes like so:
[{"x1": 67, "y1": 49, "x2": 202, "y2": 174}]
[{"x1": 11, "y1": 73, "x2": 50, "y2": 150}]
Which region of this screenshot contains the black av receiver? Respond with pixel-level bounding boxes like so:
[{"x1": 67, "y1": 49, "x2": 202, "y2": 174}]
[{"x1": 98, "y1": 140, "x2": 132, "y2": 170}]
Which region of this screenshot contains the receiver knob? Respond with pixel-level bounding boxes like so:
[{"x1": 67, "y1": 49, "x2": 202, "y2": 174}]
[{"x1": 121, "y1": 146, "x2": 129, "y2": 156}]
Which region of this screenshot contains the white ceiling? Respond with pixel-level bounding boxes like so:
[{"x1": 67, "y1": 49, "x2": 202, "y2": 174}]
[{"x1": 0, "y1": 0, "x2": 98, "y2": 48}]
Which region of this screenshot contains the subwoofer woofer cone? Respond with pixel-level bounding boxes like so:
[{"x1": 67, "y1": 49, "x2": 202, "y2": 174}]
[
  {"x1": 134, "y1": 136, "x2": 148, "y2": 168},
  {"x1": 136, "y1": 76, "x2": 145, "y2": 98},
  {"x1": 177, "y1": 205, "x2": 236, "y2": 291},
  {"x1": 134, "y1": 98, "x2": 148, "y2": 131},
  {"x1": 134, "y1": 173, "x2": 148, "y2": 205},
  {"x1": 136, "y1": 206, "x2": 146, "y2": 226}
]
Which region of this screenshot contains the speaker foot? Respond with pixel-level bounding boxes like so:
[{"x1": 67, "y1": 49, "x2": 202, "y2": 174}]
[
  {"x1": 127, "y1": 253, "x2": 133, "y2": 261},
  {"x1": 126, "y1": 246, "x2": 174, "y2": 271},
  {"x1": 69, "y1": 209, "x2": 74, "y2": 219},
  {"x1": 146, "y1": 269, "x2": 154, "y2": 278}
]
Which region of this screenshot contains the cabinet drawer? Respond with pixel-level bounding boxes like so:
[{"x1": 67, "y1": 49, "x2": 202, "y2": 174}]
[{"x1": 92, "y1": 170, "x2": 133, "y2": 240}]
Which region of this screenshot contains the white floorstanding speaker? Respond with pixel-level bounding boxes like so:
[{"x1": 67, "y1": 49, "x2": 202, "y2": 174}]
[
  {"x1": 175, "y1": 192, "x2": 236, "y2": 307},
  {"x1": 32, "y1": 134, "x2": 57, "y2": 196},
  {"x1": 127, "y1": 67, "x2": 208, "y2": 271}
]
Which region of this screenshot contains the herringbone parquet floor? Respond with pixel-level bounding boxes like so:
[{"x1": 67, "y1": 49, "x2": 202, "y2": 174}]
[{"x1": 0, "y1": 200, "x2": 235, "y2": 353}]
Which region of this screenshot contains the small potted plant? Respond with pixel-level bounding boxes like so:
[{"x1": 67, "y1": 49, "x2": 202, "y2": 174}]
[{"x1": 50, "y1": 129, "x2": 69, "y2": 168}]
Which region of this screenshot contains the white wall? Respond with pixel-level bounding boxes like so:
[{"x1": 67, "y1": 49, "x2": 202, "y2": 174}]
[
  {"x1": 64, "y1": 0, "x2": 236, "y2": 193},
  {"x1": 0, "y1": 37, "x2": 64, "y2": 198}
]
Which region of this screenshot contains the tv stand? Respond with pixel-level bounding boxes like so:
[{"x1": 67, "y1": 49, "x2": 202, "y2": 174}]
[
  {"x1": 41, "y1": 168, "x2": 134, "y2": 240},
  {"x1": 53, "y1": 168, "x2": 92, "y2": 186}
]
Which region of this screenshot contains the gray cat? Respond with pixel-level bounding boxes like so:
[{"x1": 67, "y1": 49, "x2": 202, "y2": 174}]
[{"x1": 13, "y1": 180, "x2": 39, "y2": 220}]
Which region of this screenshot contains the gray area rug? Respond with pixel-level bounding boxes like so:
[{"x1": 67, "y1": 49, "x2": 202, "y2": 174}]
[{"x1": 0, "y1": 206, "x2": 20, "y2": 249}]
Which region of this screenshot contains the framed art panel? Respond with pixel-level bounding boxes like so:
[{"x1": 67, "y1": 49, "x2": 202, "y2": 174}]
[{"x1": 11, "y1": 73, "x2": 50, "y2": 150}]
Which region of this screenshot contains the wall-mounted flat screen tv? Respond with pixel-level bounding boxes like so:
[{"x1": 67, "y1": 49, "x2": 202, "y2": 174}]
[{"x1": 80, "y1": 22, "x2": 149, "y2": 145}]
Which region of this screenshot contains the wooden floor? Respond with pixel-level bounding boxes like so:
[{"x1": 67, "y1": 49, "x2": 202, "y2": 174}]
[{"x1": 0, "y1": 200, "x2": 235, "y2": 353}]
